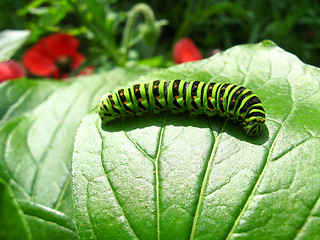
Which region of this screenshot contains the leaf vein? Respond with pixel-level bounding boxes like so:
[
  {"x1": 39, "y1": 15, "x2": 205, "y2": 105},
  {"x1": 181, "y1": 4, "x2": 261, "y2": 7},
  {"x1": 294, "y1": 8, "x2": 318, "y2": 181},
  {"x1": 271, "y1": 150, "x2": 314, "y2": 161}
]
[
  {"x1": 293, "y1": 196, "x2": 320, "y2": 239},
  {"x1": 86, "y1": 182, "x2": 97, "y2": 239},
  {"x1": 154, "y1": 111, "x2": 168, "y2": 240},
  {"x1": 225, "y1": 75, "x2": 295, "y2": 238},
  {"x1": 54, "y1": 173, "x2": 71, "y2": 210},
  {"x1": 122, "y1": 118, "x2": 155, "y2": 162},
  {"x1": 189, "y1": 118, "x2": 229, "y2": 239},
  {"x1": 97, "y1": 125, "x2": 139, "y2": 239},
  {"x1": 30, "y1": 89, "x2": 77, "y2": 202}
]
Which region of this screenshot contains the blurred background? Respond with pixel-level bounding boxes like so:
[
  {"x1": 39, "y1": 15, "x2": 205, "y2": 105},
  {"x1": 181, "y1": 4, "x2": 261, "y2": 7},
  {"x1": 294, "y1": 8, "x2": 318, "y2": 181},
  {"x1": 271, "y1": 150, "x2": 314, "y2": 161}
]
[{"x1": 1, "y1": 0, "x2": 319, "y2": 70}]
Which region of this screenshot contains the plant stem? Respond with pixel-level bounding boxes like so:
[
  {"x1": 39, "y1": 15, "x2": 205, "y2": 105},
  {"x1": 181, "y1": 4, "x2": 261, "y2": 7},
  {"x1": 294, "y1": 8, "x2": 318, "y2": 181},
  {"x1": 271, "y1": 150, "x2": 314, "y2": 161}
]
[
  {"x1": 67, "y1": 0, "x2": 123, "y2": 66},
  {"x1": 121, "y1": 3, "x2": 156, "y2": 63}
]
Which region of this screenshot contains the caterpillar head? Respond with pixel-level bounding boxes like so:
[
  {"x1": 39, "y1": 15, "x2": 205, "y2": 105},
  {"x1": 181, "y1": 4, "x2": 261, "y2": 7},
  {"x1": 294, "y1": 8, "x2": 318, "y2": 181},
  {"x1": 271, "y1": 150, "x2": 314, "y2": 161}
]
[{"x1": 243, "y1": 117, "x2": 265, "y2": 136}]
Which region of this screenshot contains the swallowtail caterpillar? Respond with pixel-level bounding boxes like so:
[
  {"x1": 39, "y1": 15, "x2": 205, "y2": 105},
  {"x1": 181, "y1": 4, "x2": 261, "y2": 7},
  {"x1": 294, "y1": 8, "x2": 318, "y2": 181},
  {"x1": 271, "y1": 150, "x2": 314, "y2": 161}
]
[{"x1": 99, "y1": 80, "x2": 266, "y2": 136}]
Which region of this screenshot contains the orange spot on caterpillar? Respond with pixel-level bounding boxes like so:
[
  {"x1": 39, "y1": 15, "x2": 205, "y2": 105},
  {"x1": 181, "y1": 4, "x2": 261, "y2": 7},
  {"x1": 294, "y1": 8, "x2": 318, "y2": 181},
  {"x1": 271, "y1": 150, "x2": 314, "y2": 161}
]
[
  {"x1": 123, "y1": 101, "x2": 127, "y2": 104},
  {"x1": 245, "y1": 119, "x2": 248, "y2": 123},
  {"x1": 241, "y1": 115, "x2": 244, "y2": 118},
  {"x1": 112, "y1": 105, "x2": 115, "y2": 107},
  {"x1": 208, "y1": 96, "x2": 212, "y2": 100},
  {"x1": 138, "y1": 98, "x2": 142, "y2": 101},
  {"x1": 237, "y1": 91, "x2": 241, "y2": 94},
  {"x1": 156, "y1": 96, "x2": 160, "y2": 100},
  {"x1": 175, "y1": 95, "x2": 178, "y2": 99},
  {"x1": 209, "y1": 86, "x2": 213, "y2": 89},
  {"x1": 193, "y1": 96, "x2": 196, "y2": 99},
  {"x1": 220, "y1": 110, "x2": 223, "y2": 113},
  {"x1": 110, "y1": 98, "x2": 113, "y2": 101},
  {"x1": 174, "y1": 84, "x2": 177, "y2": 87},
  {"x1": 135, "y1": 89, "x2": 139, "y2": 92},
  {"x1": 232, "y1": 99, "x2": 236, "y2": 102},
  {"x1": 222, "y1": 87, "x2": 225, "y2": 89},
  {"x1": 193, "y1": 108, "x2": 197, "y2": 111},
  {"x1": 194, "y1": 85, "x2": 197, "y2": 88},
  {"x1": 127, "y1": 111, "x2": 131, "y2": 113},
  {"x1": 230, "y1": 112, "x2": 234, "y2": 115},
  {"x1": 154, "y1": 85, "x2": 158, "y2": 88},
  {"x1": 220, "y1": 97, "x2": 223, "y2": 100},
  {"x1": 209, "y1": 108, "x2": 213, "y2": 111},
  {"x1": 120, "y1": 93, "x2": 123, "y2": 96}
]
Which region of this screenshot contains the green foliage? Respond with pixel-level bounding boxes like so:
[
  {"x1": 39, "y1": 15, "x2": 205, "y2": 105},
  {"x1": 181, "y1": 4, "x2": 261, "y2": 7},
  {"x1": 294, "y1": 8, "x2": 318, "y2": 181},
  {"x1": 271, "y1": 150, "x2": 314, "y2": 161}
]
[
  {"x1": 0, "y1": 0, "x2": 30, "y2": 29},
  {"x1": 1, "y1": 0, "x2": 167, "y2": 67},
  {"x1": 0, "y1": 68, "x2": 150, "y2": 239},
  {"x1": 2, "y1": 41, "x2": 317, "y2": 239},
  {"x1": 1, "y1": 0, "x2": 320, "y2": 239},
  {"x1": 2, "y1": 0, "x2": 319, "y2": 67},
  {"x1": 118, "y1": 0, "x2": 320, "y2": 66}
]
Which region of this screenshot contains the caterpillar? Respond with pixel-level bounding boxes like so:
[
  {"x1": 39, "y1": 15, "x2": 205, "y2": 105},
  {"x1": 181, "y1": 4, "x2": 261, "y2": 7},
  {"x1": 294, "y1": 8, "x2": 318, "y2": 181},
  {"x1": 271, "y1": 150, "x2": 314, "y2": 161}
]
[{"x1": 99, "y1": 80, "x2": 266, "y2": 136}]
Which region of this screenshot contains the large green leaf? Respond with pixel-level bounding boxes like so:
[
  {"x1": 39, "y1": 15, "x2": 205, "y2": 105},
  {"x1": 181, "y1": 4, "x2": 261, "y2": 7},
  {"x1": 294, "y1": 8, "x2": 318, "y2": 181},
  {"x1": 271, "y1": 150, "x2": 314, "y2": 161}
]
[
  {"x1": 0, "y1": 30, "x2": 30, "y2": 61},
  {"x1": 0, "y1": 67, "x2": 149, "y2": 239},
  {"x1": 72, "y1": 41, "x2": 320, "y2": 239},
  {"x1": 0, "y1": 179, "x2": 31, "y2": 240}
]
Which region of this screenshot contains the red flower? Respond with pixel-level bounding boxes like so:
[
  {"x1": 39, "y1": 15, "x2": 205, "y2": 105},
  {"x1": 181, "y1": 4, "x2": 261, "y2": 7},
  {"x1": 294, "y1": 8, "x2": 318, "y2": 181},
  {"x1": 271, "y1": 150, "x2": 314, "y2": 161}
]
[
  {"x1": 23, "y1": 33, "x2": 85, "y2": 79},
  {"x1": 173, "y1": 38, "x2": 203, "y2": 64},
  {"x1": 0, "y1": 60, "x2": 26, "y2": 83}
]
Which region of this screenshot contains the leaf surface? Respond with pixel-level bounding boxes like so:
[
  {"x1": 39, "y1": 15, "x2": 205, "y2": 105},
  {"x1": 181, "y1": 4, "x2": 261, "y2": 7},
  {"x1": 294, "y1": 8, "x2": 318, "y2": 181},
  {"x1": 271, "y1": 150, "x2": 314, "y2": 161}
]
[
  {"x1": 0, "y1": 179, "x2": 31, "y2": 240},
  {"x1": 0, "y1": 30, "x2": 30, "y2": 61},
  {"x1": 0, "y1": 68, "x2": 149, "y2": 239},
  {"x1": 73, "y1": 41, "x2": 320, "y2": 239}
]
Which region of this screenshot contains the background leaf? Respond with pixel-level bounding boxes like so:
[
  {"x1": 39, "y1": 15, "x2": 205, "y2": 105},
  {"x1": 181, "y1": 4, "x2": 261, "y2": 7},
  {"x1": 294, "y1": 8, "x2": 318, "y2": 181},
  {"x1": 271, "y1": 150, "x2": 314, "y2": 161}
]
[
  {"x1": 0, "y1": 30, "x2": 30, "y2": 61},
  {"x1": 0, "y1": 67, "x2": 150, "y2": 239},
  {"x1": 0, "y1": 179, "x2": 32, "y2": 240},
  {"x1": 73, "y1": 41, "x2": 320, "y2": 239}
]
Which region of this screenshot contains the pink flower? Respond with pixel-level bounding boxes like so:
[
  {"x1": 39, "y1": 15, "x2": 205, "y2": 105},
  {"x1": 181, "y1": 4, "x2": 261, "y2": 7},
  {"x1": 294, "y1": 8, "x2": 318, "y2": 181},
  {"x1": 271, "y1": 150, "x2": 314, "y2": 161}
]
[
  {"x1": 0, "y1": 60, "x2": 26, "y2": 83},
  {"x1": 211, "y1": 49, "x2": 222, "y2": 56},
  {"x1": 173, "y1": 38, "x2": 203, "y2": 64},
  {"x1": 77, "y1": 66, "x2": 95, "y2": 76},
  {"x1": 23, "y1": 33, "x2": 85, "y2": 79}
]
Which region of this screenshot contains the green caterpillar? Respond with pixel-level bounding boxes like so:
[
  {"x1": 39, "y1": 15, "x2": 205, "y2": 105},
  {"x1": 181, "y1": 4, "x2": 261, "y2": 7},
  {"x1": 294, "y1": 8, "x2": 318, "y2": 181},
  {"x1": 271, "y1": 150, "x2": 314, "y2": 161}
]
[{"x1": 99, "y1": 80, "x2": 266, "y2": 136}]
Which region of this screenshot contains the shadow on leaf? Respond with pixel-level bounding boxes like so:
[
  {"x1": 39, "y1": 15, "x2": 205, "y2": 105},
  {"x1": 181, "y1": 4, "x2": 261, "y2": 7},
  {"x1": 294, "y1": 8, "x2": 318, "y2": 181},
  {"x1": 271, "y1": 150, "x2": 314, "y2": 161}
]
[{"x1": 100, "y1": 111, "x2": 269, "y2": 145}]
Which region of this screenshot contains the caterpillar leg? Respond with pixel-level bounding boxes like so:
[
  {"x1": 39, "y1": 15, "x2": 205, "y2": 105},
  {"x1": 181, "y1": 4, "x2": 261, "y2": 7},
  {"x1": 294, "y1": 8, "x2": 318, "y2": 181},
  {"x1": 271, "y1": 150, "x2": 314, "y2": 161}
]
[
  {"x1": 134, "y1": 112, "x2": 144, "y2": 117},
  {"x1": 203, "y1": 110, "x2": 218, "y2": 117},
  {"x1": 152, "y1": 109, "x2": 162, "y2": 114},
  {"x1": 189, "y1": 109, "x2": 208, "y2": 117}
]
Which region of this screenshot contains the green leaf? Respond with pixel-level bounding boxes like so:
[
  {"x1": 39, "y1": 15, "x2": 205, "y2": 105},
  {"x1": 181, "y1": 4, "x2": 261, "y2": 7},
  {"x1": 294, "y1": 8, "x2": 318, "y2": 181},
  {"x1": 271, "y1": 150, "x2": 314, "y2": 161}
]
[
  {"x1": 0, "y1": 67, "x2": 150, "y2": 239},
  {"x1": 0, "y1": 30, "x2": 30, "y2": 61},
  {"x1": 0, "y1": 80, "x2": 60, "y2": 126},
  {"x1": 0, "y1": 179, "x2": 32, "y2": 240},
  {"x1": 72, "y1": 40, "x2": 320, "y2": 239}
]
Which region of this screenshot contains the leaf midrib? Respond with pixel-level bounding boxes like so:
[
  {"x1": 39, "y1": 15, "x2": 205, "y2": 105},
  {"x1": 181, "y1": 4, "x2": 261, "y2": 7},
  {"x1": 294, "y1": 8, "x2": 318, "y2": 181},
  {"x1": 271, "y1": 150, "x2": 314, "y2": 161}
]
[{"x1": 154, "y1": 111, "x2": 168, "y2": 240}]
